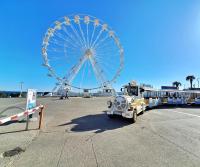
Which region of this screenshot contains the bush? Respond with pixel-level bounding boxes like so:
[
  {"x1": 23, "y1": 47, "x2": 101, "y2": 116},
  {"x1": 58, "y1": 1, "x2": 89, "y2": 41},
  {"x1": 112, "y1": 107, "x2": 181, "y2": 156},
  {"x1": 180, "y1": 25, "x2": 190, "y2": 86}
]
[{"x1": 0, "y1": 93, "x2": 8, "y2": 98}]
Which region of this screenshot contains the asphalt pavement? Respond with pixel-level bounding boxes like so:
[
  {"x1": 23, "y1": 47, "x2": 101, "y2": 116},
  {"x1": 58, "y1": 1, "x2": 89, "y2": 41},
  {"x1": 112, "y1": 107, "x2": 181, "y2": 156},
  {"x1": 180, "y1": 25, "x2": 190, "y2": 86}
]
[{"x1": 0, "y1": 97, "x2": 200, "y2": 167}]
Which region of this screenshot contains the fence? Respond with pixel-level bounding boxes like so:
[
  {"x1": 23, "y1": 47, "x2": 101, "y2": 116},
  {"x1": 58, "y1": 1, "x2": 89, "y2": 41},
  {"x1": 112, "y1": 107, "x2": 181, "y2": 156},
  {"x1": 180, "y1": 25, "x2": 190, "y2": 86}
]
[{"x1": 0, "y1": 105, "x2": 44, "y2": 130}]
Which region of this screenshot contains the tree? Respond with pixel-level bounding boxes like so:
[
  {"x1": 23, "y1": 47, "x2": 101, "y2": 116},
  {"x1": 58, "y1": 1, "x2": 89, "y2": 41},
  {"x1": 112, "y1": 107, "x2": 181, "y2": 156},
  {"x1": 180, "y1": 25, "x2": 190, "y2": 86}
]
[
  {"x1": 172, "y1": 81, "x2": 181, "y2": 89},
  {"x1": 186, "y1": 75, "x2": 196, "y2": 89}
]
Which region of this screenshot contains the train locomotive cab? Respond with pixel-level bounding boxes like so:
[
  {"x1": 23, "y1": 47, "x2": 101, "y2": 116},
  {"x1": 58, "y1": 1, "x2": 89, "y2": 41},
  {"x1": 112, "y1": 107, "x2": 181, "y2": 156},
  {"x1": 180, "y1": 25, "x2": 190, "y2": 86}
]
[{"x1": 107, "y1": 81, "x2": 146, "y2": 123}]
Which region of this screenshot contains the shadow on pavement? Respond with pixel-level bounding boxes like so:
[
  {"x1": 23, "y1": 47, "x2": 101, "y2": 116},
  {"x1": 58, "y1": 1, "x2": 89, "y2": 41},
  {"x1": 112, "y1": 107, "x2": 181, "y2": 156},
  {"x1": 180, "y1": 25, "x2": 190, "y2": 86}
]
[
  {"x1": 58, "y1": 112, "x2": 130, "y2": 133},
  {"x1": 0, "y1": 120, "x2": 26, "y2": 126},
  {"x1": 0, "y1": 128, "x2": 38, "y2": 135}
]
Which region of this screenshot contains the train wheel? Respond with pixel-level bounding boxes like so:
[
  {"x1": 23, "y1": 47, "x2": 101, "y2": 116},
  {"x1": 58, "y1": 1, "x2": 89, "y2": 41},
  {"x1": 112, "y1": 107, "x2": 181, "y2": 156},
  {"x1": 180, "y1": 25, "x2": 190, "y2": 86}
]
[
  {"x1": 141, "y1": 104, "x2": 146, "y2": 114},
  {"x1": 132, "y1": 111, "x2": 137, "y2": 123},
  {"x1": 108, "y1": 114, "x2": 114, "y2": 119}
]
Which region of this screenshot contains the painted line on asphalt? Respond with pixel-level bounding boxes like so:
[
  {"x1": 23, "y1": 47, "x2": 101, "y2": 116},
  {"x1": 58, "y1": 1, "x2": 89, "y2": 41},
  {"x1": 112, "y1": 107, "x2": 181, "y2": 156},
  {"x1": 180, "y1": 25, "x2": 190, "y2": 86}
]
[{"x1": 170, "y1": 110, "x2": 200, "y2": 118}]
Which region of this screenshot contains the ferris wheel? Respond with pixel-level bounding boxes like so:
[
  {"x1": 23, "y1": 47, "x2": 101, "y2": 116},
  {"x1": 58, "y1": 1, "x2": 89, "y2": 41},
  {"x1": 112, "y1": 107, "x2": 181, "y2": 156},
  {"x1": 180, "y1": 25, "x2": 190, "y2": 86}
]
[{"x1": 42, "y1": 14, "x2": 124, "y2": 91}]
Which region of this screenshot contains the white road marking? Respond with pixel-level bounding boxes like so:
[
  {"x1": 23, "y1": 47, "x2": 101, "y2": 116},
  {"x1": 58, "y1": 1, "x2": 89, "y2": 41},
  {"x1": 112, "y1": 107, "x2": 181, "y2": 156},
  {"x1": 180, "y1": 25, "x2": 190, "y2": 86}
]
[{"x1": 169, "y1": 110, "x2": 200, "y2": 118}]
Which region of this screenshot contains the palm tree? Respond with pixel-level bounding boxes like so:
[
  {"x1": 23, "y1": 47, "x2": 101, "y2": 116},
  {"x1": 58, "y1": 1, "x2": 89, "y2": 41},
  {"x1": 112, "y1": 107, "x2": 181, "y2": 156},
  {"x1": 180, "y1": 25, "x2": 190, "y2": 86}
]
[
  {"x1": 186, "y1": 75, "x2": 196, "y2": 89},
  {"x1": 172, "y1": 81, "x2": 181, "y2": 89}
]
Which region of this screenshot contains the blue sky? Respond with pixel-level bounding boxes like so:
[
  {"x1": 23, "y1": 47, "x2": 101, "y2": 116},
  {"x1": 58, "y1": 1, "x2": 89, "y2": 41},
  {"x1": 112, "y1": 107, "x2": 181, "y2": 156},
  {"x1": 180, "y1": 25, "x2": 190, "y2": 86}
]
[{"x1": 0, "y1": 0, "x2": 200, "y2": 91}]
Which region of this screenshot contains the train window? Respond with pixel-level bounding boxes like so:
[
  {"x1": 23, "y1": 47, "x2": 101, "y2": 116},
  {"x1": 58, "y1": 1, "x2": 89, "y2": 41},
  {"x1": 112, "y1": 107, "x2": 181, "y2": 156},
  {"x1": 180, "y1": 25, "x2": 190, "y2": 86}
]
[{"x1": 126, "y1": 86, "x2": 138, "y2": 96}]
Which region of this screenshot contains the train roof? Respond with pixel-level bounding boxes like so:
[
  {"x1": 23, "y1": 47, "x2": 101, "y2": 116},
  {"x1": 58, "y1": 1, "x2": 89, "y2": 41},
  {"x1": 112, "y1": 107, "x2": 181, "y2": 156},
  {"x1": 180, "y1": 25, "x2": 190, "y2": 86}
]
[{"x1": 150, "y1": 89, "x2": 200, "y2": 93}]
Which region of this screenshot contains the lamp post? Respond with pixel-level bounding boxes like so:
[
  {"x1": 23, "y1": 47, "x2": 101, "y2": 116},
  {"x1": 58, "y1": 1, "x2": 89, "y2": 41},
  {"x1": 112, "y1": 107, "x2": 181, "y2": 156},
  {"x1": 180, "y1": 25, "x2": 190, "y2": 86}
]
[{"x1": 19, "y1": 82, "x2": 24, "y2": 97}]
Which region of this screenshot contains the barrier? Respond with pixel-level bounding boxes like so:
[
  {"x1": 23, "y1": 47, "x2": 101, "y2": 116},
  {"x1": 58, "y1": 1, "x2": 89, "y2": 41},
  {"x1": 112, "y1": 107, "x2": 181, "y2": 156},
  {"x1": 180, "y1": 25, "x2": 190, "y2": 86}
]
[{"x1": 0, "y1": 105, "x2": 44, "y2": 130}]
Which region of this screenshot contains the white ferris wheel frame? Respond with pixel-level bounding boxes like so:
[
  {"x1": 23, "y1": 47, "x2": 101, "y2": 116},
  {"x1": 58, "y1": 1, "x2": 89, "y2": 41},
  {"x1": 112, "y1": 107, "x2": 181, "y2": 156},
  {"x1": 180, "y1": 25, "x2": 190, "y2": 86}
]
[{"x1": 42, "y1": 14, "x2": 124, "y2": 91}]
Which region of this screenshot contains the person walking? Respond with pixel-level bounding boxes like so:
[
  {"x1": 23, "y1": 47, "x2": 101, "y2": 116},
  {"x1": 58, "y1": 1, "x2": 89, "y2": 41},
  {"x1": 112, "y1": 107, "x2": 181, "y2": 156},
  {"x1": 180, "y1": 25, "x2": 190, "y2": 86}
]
[{"x1": 65, "y1": 89, "x2": 69, "y2": 99}]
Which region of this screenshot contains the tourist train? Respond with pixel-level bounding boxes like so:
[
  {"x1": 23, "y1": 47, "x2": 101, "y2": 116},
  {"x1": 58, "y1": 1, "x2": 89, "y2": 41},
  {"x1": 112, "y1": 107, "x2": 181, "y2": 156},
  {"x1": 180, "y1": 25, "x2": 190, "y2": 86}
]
[{"x1": 107, "y1": 81, "x2": 200, "y2": 123}]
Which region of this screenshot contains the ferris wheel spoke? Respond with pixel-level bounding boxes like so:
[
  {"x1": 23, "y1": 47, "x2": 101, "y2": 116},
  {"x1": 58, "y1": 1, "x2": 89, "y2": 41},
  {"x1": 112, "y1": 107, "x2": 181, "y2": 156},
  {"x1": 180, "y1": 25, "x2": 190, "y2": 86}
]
[
  {"x1": 95, "y1": 50, "x2": 119, "y2": 59},
  {"x1": 50, "y1": 38, "x2": 78, "y2": 53},
  {"x1": 90, "y1": 29, "x2": 104, "y2": 48},
  {"x1": 96, "y1": 44, "x2": 118, "y2": 54},
  {"x1": 89, "y1": 56, "x2": 108, "y2": 87},
  {"x1": 90, "y1": 63, "x2": 105, "y2": 86},
  {"x1": 63, "y1": 54, "x2": 87, "y2": 84},
  {"x1": 48, "y1": 38, "x2": 68, "y2": 49},
  {"x1": 48, "y1": 50, "x2": 79, "y2": 63},
  {"x1": 58, "y1": 29, "x2": 80, "y2": 49},
  {"x1": 48, "y1": 40, "x2": 65, "y2": 48},
  {"x1": 95, "y1": 38, "x2": 115, "y2": 51},
  {"x1": 47, "y1": 47, "x2": 63, "y2": 53},
  {"x1": 48, "y1": 54, "x2": 66, "y2": 61},
  {"x1": 93, "y1": 35, "x2": 110, "y2": 50},
  {"x1": 80, "y1": 60, "x2": 88, "y2": 88},
  {"x1": 47, "y1": 48, "x2": 74, "y2": 59},
  {"x1": 94, "y1": 52, "x2": 121, "y2": 72},
  {"x1": 77, "y1": 23, "x2": 87, "y2": 49},
  {"x1": 86, "y1": 23, "x2": 89, "y2": 48},
  {"x1": 89, "y1": 25, "x2": 96, "y2": 47},
  {"x1": 97, "y1": 43, "x2": 119, "y2": 55},
  {"x1": 47, "y1": 47, "x2": 83, "y2": 59},
  {"x1": 96, "y1": 43, "x2": 114, "y2": 53},
  {"x1": 48, "y1": 48, "x2": 78, "y2": 58},
  {"x1": 95, "y1": 32, "x2": 119, "y2": 50},
  {"x1": 53, "y1": 31, "x2": 80, "y2": 51},
  {"x1": 65, "y1": 45, "x2": 83, "y2": 56},
  {"x1": 64, "y1": 46, "x2": 82, "y2": 57},
  {"x1": 95, "y1": 48, "x2": 119, "y2": 59},
  {"x1": 48, "y1": 41, "x2": 82, "y2": 60},
  {"x1": 62, "y1": 26, "x2": 82, "y2": 48},
  {"x1": 52, "y1": 85, "x2": 60, "y2": 92},
  {"x1": 94, "y1": 56, "x2": 118, "y2": 75},
  {"x1": 96, "y1": 52, "x2": 119, "y2": 60},
  {"x1": 95, "y1": 53, "x2": 118, "y2": 66},
  {"x1": 70, "y1": 24, "x2": 86, "y2": 49}
]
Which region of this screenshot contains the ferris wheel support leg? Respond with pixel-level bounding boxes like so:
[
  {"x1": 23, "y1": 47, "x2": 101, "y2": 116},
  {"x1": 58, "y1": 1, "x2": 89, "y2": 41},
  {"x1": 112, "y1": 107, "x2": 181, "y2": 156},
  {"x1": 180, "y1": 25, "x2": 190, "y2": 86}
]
[
  {"x1": 105, "y1": 84, "x2": 117, "y2": 97},
  {"x1": 89, "y1": 56, "x2": 107, "y2": 88},
  {"x1": 52, "y1": 86, "x2": 58, "y2": 94},
  {"x1": 89, "y1": 56, "x2": 117, "y2": 97},
  {"x1": 111, "y1": 87, "x2": 117, "y2": 97},
  {"x1": 63, "y1": 55, "x2": 87, "y2": 86}
]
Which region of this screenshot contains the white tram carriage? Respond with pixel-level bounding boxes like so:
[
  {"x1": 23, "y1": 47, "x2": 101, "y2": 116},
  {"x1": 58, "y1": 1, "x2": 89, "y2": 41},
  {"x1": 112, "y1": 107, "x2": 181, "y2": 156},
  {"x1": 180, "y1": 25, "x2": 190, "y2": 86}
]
[{"x1": 107, "y1": 81, "x2": 200, "y2": 123}]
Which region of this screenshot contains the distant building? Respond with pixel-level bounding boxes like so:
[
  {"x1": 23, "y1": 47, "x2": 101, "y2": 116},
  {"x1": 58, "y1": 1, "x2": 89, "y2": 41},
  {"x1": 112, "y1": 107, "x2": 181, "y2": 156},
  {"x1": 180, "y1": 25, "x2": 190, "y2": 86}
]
[
  {"x1": 161, "y1": 86, "x2": 177, "y2": 90},
  {"x1": 140, "y1": 83, "x2": 153, "y2": 88}
]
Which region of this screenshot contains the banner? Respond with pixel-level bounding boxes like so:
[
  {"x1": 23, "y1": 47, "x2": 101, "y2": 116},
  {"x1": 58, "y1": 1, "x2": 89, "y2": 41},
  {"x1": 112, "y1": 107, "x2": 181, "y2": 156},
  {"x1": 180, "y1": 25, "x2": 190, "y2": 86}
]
[{"x1": 26, "y1": 89, "x2": 37, "y2": 110}]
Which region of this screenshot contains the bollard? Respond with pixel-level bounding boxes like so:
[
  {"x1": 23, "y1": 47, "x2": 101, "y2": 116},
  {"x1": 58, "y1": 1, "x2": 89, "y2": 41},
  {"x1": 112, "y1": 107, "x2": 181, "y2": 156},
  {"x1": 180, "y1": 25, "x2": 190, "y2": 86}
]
[
  {"x1": 25, "y1": 114, "x2": 29, "y2": 131},
  {"x1": 39, "y1": 106, "x2": 44, "y2": 129}
]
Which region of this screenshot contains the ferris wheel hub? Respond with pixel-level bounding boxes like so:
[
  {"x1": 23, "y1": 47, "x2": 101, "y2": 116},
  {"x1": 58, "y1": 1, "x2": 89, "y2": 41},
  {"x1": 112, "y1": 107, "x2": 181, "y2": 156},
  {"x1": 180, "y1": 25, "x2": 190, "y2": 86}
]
[{"x1": 85, "y1": 49, "x2": 93, "y2": 58}]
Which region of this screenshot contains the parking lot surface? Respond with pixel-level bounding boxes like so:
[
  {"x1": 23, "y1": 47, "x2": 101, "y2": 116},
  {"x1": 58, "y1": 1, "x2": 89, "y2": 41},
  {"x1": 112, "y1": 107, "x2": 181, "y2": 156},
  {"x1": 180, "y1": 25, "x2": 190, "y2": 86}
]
[{"x1": 0, "y1": 97, "x2": 200, "y2": 167}]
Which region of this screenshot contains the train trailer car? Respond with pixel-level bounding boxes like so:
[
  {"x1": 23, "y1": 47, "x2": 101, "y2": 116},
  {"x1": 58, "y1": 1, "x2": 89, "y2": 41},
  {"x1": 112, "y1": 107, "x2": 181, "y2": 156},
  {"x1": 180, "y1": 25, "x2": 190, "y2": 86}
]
[{"x1": 107, "y1": 81, "x2": 200, "y2": 123}]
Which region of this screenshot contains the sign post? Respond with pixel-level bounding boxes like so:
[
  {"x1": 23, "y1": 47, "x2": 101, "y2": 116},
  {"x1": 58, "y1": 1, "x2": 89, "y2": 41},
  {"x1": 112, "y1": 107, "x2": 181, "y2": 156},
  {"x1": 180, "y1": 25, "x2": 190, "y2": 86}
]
[{"x1": 25, "y1": 89, "x2": 37, "y2": 130}]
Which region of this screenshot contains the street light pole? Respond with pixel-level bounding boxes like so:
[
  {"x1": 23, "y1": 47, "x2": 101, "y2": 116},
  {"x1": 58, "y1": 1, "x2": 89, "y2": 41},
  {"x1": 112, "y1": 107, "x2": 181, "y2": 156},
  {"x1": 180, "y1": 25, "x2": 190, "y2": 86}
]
[{"x1": 19, "y1": 82, "x2": 24, "y2": 97}]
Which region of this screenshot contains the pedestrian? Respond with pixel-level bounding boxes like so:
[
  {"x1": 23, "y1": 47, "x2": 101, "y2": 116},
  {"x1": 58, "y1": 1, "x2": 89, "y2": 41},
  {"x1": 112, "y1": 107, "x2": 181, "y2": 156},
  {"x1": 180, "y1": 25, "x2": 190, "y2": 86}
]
[{"x1": 65, "y1": 89, "x2": 69, "y2": 99}]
